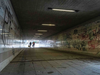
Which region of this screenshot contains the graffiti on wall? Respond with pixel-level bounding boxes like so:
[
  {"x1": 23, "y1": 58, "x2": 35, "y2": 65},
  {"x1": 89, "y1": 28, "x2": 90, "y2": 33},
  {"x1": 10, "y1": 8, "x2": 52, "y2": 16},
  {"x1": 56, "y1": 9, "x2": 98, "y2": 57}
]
[
  {"x1": 0, "y1": 0, "x2": 22, "y2": 55},
  {"x1": 49, "y1": 19, "x2": 100, "y2": 51}
]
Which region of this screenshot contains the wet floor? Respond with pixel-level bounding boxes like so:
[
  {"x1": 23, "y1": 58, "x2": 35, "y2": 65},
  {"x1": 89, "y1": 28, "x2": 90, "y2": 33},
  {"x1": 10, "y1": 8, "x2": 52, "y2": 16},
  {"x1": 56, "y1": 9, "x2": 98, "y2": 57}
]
[{"x1": 0, "y1": 48, "x2": 100, "y2": 75}]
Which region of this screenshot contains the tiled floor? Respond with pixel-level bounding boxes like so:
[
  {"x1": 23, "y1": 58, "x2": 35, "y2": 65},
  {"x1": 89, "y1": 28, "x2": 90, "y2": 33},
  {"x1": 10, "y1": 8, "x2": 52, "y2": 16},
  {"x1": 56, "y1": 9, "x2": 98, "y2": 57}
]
[{"x1": 0, "y1": 48, "x2": 100, "y2": 75}]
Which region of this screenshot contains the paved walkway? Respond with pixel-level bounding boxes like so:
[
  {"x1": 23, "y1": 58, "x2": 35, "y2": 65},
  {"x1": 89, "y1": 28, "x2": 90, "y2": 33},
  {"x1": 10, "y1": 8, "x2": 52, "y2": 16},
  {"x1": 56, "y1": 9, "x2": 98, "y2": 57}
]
[{"x1": 0, "y1": 48, "x2": 100, "y2": 75}]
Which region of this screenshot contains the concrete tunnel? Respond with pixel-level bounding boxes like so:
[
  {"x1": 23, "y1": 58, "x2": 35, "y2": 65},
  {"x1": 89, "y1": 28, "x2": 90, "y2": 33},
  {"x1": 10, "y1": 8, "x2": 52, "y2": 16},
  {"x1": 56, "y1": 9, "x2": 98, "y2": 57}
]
[{"x1": 0, "y1": 0, "x2": 100, "y2": 75}]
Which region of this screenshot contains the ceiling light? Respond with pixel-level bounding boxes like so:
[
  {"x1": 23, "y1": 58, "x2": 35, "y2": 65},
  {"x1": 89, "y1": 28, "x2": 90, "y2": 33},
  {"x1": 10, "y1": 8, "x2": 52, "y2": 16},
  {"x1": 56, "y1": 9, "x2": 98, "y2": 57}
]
[
  {"x1": 0, "y1": 29, "x2": 2, "y2": 30},
  {"x1": 38, "y1": 30, "x2": 47, "y2": 32},
  {"x1": 48, "y1": 7, "x2": 79, "y2": 12},
  {"x1": 42, "y1": 24, "x2": 55, "y2": 26},
  {"x1": 35, "y1": 33, "x2": 43, "y2": 35},
  {"x1": 53, "y1": 9, "x2": 75, "y2": 12}
]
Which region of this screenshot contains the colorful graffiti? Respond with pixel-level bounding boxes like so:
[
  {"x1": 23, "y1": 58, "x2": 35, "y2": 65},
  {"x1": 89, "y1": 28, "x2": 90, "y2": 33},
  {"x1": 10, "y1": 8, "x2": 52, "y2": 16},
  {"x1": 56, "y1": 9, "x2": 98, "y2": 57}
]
[{"x1": 48, "y1": 20, "x2": 100, "y2": 52}]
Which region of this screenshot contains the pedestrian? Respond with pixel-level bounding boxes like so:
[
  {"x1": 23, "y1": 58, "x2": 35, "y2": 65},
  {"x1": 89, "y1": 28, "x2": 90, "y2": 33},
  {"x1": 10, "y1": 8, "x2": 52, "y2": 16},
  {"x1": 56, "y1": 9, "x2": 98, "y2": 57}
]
[
  {"x1": 29, "y1": 42, "x2": 31, "y2": 47},
  {"x1": 32, "y1": 42, "x2": 35, "y2": 47}
]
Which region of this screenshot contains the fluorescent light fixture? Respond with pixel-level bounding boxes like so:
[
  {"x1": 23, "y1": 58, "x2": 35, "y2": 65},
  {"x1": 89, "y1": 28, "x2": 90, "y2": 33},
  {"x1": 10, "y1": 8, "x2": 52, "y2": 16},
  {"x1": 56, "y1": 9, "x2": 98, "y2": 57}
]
[
  {"x1": 35, "y1": 33, "x2": 43, "y2": 35},
  {"x1": 42, "y1": 24, "x2": 55, "y2": 26},
  {"x1": 48, "y1": 7, "x2": 79, "y2": 12},
  {"x1": 52, "y1": 9, "x2": 75, "y2": 12},
  {"x1": 38, "y1": 30, "x2": 47, "y2": 32}
]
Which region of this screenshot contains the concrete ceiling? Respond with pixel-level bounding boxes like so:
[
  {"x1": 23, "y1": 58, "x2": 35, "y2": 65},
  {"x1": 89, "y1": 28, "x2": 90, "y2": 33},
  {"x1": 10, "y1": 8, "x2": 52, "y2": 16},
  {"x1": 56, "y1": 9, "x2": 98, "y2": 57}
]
[{"x1": 10, "y1": 0, "x2": 100, "y2": 40}]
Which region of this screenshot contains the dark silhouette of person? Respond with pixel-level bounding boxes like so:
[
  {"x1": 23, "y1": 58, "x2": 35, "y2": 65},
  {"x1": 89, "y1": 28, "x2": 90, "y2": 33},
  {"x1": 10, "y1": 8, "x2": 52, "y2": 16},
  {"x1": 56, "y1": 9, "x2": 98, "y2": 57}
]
[{"x1": 29, "y1": 42, "x2": 31, "y2": 47}]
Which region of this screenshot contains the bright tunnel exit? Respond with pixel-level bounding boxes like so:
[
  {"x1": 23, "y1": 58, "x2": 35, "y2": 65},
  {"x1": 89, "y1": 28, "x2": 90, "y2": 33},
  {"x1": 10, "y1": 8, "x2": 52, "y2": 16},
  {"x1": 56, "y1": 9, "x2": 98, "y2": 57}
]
[{"x1": 22, "y1": 40, "x2": 54, "y2": 48}]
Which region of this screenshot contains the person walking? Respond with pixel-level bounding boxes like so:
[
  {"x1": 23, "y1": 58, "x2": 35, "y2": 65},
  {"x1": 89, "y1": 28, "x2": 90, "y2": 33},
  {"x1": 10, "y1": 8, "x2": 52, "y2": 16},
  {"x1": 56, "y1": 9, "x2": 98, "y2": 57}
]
[
  {"x1": 32, "y1": 42, "x2": 35, "y2": 47},
  {"x1": 29, "y1": 42, "x2": 31, "y2": 47}
]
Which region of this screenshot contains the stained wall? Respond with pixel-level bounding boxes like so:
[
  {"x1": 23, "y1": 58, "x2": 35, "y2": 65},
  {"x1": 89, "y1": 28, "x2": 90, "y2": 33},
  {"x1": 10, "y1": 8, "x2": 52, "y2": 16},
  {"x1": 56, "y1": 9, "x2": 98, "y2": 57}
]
[
  {"x1": 0, "y1": 0, "x2": 22, "y2": 71},
  {"x1": 47, "y1": 17, "x2": 100, "y2": 55}
]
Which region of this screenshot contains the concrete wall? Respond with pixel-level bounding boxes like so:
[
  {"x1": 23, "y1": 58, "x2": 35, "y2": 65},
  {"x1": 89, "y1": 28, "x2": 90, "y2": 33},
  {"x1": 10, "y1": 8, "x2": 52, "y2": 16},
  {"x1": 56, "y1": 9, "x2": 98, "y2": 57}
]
[
  {"x1": 46, "y1": 17, "x2": 100, "y2": 55},
  {"x1": 0, "y1": 0, "x2": 22, "y2": 71}
]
